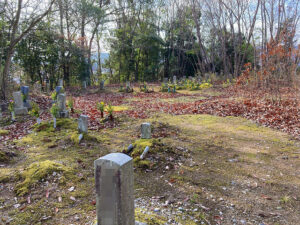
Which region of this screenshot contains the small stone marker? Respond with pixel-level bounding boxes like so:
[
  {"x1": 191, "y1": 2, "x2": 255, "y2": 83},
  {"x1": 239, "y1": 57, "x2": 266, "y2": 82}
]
[
  {"x1": 78, "y1": 115, "x2": 89, "y2": 133},
  {"x1": 173, "y1": 75, "x2": 177, "y2": 84},
  {"x1": 140, "y1": 146, "x2": 150, "y2": 159},
  {"x1": 141, "y1": 122, "x2": 151, "y2": 139},
  {"x1": 82, "y1": 81, "x2": 87, "y2": 89},
  {"x1": 100, "y1": 80, "x2": 105, "y2": 90},
  {"x1": 13, "y1": 92, "x2": 28, "y2": 115},
  {"x1": 163, "y1": 78, "x2": 168, "y2": 84},
  {"x1": 57, "y1": 93, "x2": 69, "y2": 118},
  {"x1": 46, "y1": 82, "x2": 50, "y2": 94},
  {"x1": 94, "y1": 153, "x2": 134, "y2": 225},
  {"x1": 21, "y1": 86, "x2": 31, "y2": 109},
  {"x1": 58, "y1": 79, "x2": 63, "y2": 86}
]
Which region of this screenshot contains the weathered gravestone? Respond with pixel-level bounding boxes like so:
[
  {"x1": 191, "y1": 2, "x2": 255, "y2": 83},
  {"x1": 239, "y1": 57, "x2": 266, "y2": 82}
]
[
  {"x1": 100, "y1": 80, "x2": 105, "y2": 90},
  {"x1": 57, "y1": 93, "x2": 69, "y2": 118},
  {"x1": 58, "y1": 79, "x2": 63, "y2": 86},
  {"x1": 78, "y1": 115, "x2": 89, "y2": 133},
  {"x1": 94, "y1": 153, "x2": 134, "y2": 225},
  {"x1": 21, "y1": 86, "x2": 31, "y2": 109},
  {"x1": 13, "y1": 92, "x2": 28, "y2": 115},
  {"x1": 46, "y1": 82, "x2": 50, "y2": 94},
  {"x1": 163, "y1": 78, "x2": 168, "y2": 84},
  {"x1": 82, "y1": 81, "x2": 87, "y2": 89},
  {"x1": 141, "y1": 122, "x2": 151, "y2": 139},
  {"x1": 173, "y1": 75, "x2": 177, "y2": 84}
]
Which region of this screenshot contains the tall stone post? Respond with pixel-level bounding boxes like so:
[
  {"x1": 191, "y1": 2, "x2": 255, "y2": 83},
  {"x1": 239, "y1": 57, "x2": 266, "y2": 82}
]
[
  {"x1": 78, "y1": 115, "x2": 89, "y2": 133},
  {"x1": 58, "y1": 79, "x2": 64, "y2": 86},
  {"x1": 21, "y1": 86, "x2": 31, "y2": 109},
  {"x1": 57, "y1": 93, "x2": 69, "y2": 118},
  {"x1": 94, "y1": 153, "x2": 135, "y2": 225},
  {"x1": 173, "y1": 75, "x2": 177, "y2": 84}
]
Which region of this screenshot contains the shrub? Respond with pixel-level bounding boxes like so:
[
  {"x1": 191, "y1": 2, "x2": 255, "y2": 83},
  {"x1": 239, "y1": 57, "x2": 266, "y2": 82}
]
[
  {"x1": 106, "y1": 104, "x2": 114, "y2": 120},
  {"x1": 8, "y1": 100, "x2": 14, "y2": 112},
  {"x1": 97, "y1": 101, "x2": 105, "y2": 118},
  {"x1": 50, "y1": 104, "x2": 59, "y2": 118},
  {"x1": 29, "y1": 102, "x2": 40, "y2": 118}
]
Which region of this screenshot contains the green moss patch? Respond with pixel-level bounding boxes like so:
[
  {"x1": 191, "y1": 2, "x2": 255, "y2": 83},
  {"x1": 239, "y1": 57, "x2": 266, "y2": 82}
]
[
  {"x1": 135, "y1": 208, "x2": 168, "y2": 224},
  {"x1": 33, "y1": 118, "x2": 77, "y2": 133},
  {"x1": 111, "y1": 105, "x2": 130, "y2": 111},
  {"x1": 132, "y1": 139, "x2": 155, "y2": 157},
  {"x1": 15, "y1": 160, "x2": 72, "y2": 196},
  {"x1": 0, "y1": 129, "x2": 9, "y2": 136}
]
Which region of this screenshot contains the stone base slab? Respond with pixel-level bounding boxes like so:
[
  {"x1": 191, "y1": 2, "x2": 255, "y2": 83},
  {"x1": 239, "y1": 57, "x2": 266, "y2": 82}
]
[
  {"x1": 58, "y1": 110, "x2": 69, "y2": 118},
  {"x1": 14, "y1": 107, "x2": 28, "y2": 115}
]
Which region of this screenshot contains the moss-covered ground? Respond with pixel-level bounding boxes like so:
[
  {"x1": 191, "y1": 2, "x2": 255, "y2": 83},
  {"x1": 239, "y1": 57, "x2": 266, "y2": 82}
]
[{"x1": 0, "y1": 86, "x2": 299, "y2": 224}]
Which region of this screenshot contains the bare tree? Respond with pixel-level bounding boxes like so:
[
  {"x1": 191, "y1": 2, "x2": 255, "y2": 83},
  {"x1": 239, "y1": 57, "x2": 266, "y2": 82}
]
[{"x1": 0, "y1": 0, "x2": 55, "y2": 99}]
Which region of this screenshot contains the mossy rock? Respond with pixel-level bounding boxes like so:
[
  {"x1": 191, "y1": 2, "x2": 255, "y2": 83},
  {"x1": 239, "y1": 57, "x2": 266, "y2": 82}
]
[
  {"x1": 69, "y1": 132, "x2": 100, "y2": 145},
  {"x1": 132, "y1": 139, "x2": 155, "y2": 157},
  {"x1": 131, "y1": 138, "x2": 166, "y2": 157},
  {"x1": 34, "y1": 118, "x2": 77, "y2": 132},
  {"x1": 69, "y1": 131, "x2": 81, "y2": 145},
  {"x1": 0, "y1": 129, "x2": 9, "y2": 136},
  {"x1": 133, "y1": 157, "x2": 151, "y2": 169},
  {"x1": 15, "y1": 160, "x2": 72, "y2": 196}
]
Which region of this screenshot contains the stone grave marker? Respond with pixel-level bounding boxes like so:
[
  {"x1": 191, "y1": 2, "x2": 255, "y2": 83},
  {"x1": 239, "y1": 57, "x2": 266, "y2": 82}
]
[
  {"x1": 21, "y1": 86, "x2": 31, "y2": 109},
  {"x1": 94, "y1": 153, "x2": 134, "y2": 225},
  {"x1": 82, "y1": 81, "x2": 87, "y2": 89},
  {"x1": 13, "y1": 91, "x2": 28, "y2": 115},
  {"x1": 163, "y1": 77, "x2": 168, "y2": 84},
  {"x1": 100, "y1": 80, "x2": 105, "y2": 90},
  {"x1": 173, "y1": 75, "x2": 177, "y2": 84},
  {"x1": 57, "y1": 93, "x2": 69, "y2": 118},
  {"x1": 58, "y1": 79, "x2": 63, "y2": 86},
  {"x1": 46, "y1": 82, "x2": 50, "y2": 94},
  {"x1": 78, "y1": 115, "x2": 89, "y2": 133},
  {"x1": 141, "y1": 123, "x2": 151, "y2": 139}
]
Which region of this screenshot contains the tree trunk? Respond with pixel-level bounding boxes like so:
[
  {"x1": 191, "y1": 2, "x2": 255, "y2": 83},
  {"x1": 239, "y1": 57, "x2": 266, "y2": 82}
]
[{"x1": 1, "y1": 48, "x2": 13, "y2": 99}]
